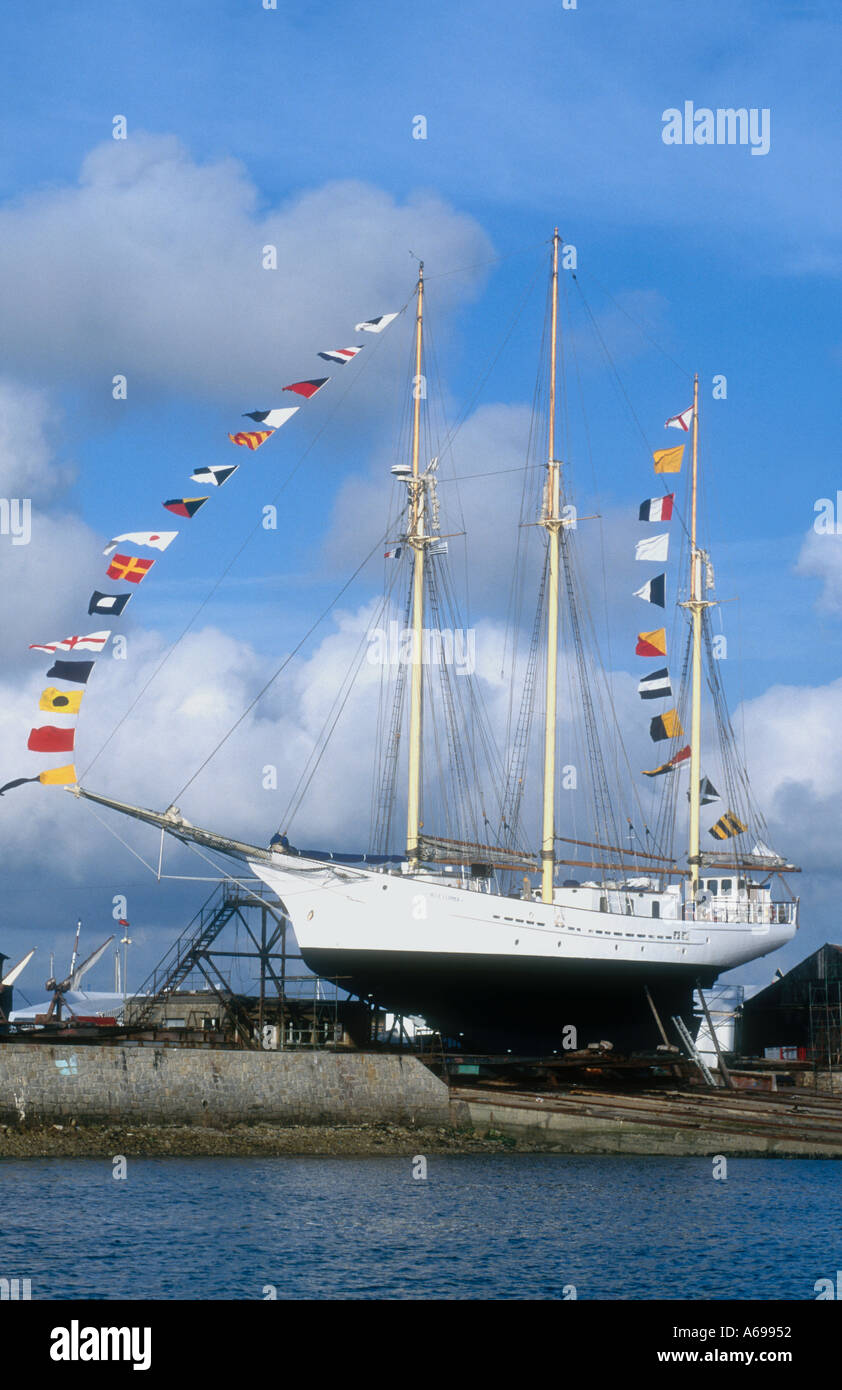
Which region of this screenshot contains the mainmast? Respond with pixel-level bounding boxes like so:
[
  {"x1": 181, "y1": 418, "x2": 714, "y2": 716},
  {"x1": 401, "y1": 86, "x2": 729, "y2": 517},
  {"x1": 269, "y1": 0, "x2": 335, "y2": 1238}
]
[
  {"x1": 687, "y1": 372, "x2": 702, "y2": 895},
  {"x1": 405, "y1": 262, "x2": 425, "y2": 870},
  {"x1": 539, "y1": 230, "x2": 561, "y2": 904}
]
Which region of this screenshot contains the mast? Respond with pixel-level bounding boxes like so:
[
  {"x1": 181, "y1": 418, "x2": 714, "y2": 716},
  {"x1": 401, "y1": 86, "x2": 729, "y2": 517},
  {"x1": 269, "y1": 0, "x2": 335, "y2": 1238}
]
[
  {"x1": 540, "y1": 230, "x2": 561, "y2": 904},
  {"x1": 687, "y1": 372, "x2": 702, "y2": 896},
  {"x1": 406, "y1": 262, "x2": 425, "y2": 870}
]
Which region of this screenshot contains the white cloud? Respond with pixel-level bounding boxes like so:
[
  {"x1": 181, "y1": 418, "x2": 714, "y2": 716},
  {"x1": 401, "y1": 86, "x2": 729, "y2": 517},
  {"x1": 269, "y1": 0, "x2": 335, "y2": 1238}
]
[
  {"x1": 0, "y1": 380, "x2": 73, "y2": 498},
  {"x1": 795, "y1": 525, "x2": 842, "y2": 613},
  {"x1": 743, "y1": 676, "x2": 842, "y2": 817},
  {"x1": 0, "y1": 135, "x2": 492, "y2": 402}
]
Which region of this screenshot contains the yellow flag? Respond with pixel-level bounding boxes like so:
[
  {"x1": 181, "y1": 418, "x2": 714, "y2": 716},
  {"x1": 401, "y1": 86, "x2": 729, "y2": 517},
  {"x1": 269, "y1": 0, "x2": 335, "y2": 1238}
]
[
  {"x1": 38, "y1": 765, "x2": 77, "y2": 786},
  {"x1": 653, "y1": 445, "x2": 684, "y2": 474},
  {"x1": 660, "y1": 709, "x2": 684, "y2": 739},
  {"x1": 710, "y1": 810, "x2": 747, "y2": 841},
  {"x1": 39, "y1": 687, "x2": 83, "y2": 714}
]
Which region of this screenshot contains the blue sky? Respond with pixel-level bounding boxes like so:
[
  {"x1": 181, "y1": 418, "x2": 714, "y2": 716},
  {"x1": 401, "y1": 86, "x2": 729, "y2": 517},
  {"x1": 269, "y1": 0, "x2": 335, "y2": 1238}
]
[{"x1": 1, "y1": 0, "x2": 841, "y2": 1000}]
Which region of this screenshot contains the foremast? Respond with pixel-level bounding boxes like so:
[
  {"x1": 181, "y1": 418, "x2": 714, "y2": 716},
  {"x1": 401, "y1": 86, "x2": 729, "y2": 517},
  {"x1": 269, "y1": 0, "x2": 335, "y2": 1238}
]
[
  {"x1": 540, "y1": 230, "x2": 562, "y2": 904},
  {"x1": 406, "y1": 262, "x2": 426, "y2": 871}
]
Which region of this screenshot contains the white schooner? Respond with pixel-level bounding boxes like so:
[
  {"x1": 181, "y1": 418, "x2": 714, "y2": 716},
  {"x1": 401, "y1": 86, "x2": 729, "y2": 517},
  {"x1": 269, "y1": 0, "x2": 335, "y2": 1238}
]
[{"x1": 73, "y1": 230, "x2": 799, "y2": 1051}]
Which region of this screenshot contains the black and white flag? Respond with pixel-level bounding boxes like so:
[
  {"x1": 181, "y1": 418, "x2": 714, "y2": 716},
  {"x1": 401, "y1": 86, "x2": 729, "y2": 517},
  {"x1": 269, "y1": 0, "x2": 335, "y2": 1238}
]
[{"x1": 638, "y1": 668, "x2": 672, "y2": 700}]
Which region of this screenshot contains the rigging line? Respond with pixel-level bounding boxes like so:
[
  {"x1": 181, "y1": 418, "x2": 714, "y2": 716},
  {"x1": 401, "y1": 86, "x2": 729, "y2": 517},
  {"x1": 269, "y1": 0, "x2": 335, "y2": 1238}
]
[
  {"x1": 422, "y1": 237, "x2": 549, "y2": 282},
  {"x1": 369, "y1": 567, "x2": 408, "y2": 848},
  {"x1": 422, "y1": 298, "x2": 474, "y2": 661},
  {"x1": 560, "y1": 267, "x2": 616, "y2": 684},
  {"x1": 431, "y1": 541, "x2": 509, "y2": 812},
  {"x1": 78, "y1": 800, "x2": 162, "y2": 876},
  {"x1": 0, "y1": 880, "x2": 158, "y2": 895},
  {"x1": 503, "y1": 274, "x2": 551, "y2": 754},
  {"x1": 160, "y1": 834, "x2": 300, "y2": 923},
  {"x1": 574, "y1": 268, "x2": 693, "y2": 381},
  {"x1": 171, "y1": 529, "x2": 391, "y2": 803},
  {"x1": 438, "y1": 463, "x2": 544, "y2": 485},
  {"x1": 432, "y1": 256, "x2": 547, "y2": 465},
  {"x1": 280, "y1": 581, "x2": 396, "y2": 834},
  {"x1": 437, "y1": 565, "x2": 500, "y2": 833},
  {"x1": 372, "y1": 583, "x2": 413, "y2": 856},
  {"x1": 79, "y1": 305, "x2": 409, "y2": 783},
  {"x1": 570, "y1": 275, "x2": 694, "y2": 552}
]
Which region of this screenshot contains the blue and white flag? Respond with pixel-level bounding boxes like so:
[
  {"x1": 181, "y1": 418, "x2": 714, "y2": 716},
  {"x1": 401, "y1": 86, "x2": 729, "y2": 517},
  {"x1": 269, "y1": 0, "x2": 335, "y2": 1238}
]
[
  {"x1": 318, "y1": 346, "x2": 363, "y2": 365},
  {"x1": 355, "y1": 313, "x2": 398, "y2": 334}
]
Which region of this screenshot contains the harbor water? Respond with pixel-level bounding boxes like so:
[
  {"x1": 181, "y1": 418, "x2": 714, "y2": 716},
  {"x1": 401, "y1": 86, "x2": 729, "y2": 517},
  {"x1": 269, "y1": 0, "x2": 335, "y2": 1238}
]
[{"x1": 3, "y1": 1153, "x2": 841, "y2": 1300}]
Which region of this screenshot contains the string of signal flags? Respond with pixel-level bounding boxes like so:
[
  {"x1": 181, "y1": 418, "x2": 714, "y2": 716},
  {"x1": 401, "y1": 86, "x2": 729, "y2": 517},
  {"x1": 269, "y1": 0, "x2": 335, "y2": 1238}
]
[
  {"x1": 632, "y1": 402, "x2": 745, "y2": 842},
  {"x1": 0, "y1": 313, "x2": 399, "y2": 799}
]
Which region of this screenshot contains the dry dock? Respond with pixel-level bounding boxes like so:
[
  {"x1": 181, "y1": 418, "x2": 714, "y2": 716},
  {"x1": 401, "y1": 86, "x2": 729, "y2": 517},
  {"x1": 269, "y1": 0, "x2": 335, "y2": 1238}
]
[
  {"x1": 450, "y1": 1084, "x2": 842, "y2": 1156},
  {"x1": 1, "y1": 1045, "x2": 842, "y2": 1156}
]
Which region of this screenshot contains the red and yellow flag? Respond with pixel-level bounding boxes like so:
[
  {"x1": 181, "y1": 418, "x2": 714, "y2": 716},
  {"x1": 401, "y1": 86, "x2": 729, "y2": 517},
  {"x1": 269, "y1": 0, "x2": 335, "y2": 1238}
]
[
  {"x1": 106, "y1": 553, "x2": 154, "y2": 584},
  {"x1": 228, "y1": 430, "x2": 274, "y2": 450},
  {"x1": 636, "y1": 628, "x2": 667, "y2": 657}
]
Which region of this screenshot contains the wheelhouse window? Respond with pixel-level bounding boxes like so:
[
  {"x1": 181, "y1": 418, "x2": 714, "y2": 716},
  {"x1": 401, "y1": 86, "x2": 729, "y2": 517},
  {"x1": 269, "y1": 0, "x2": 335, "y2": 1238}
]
[
  {"x1": 720, "y1": 879, "x2": 733, "y2": 895},
  {"x1": 707, "y1": 880, "x2": 718, "y2": 896}
]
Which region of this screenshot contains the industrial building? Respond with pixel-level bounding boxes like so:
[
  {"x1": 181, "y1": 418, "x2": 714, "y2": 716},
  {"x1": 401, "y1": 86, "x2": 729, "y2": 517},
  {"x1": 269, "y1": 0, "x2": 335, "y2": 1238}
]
[{"x1": 739, "y1": 944, "x2": 842, "y2": 1069}]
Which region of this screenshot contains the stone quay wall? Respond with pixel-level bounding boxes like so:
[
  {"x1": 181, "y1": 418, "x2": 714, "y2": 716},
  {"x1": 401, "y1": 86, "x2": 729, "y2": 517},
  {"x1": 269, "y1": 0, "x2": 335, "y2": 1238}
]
[{"x1": 0, "y1": 1045, "x2": 452, "y2": 1128}]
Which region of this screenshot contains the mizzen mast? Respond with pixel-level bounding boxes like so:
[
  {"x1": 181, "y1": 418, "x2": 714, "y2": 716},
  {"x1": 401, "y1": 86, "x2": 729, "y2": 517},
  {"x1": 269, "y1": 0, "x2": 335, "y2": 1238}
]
[
  {"x1": 686, "y1": 372, "x2": 703, "y2": 895},
  {"x1": 405, "y1": 262, "x2": 425, "y2": 871},
  {"x1": 540, "y1": 230, "x2": 561, "y2": 904}
]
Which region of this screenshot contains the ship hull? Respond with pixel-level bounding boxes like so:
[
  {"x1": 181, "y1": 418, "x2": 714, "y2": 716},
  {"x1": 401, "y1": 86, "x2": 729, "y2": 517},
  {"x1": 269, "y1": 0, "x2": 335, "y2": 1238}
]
[
  {"x1": 250, "y1": 854, "x2": 796, "y2": 1054},
  {"x1": 302, "y1": 944, "x2": 712, "y2": 1052}
]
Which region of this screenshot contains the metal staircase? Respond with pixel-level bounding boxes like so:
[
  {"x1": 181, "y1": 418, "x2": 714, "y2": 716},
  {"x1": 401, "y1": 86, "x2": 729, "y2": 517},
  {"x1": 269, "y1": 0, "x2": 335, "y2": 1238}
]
[{"x1": 130, "y1": 880, "x2": 285, "y2": 1044}]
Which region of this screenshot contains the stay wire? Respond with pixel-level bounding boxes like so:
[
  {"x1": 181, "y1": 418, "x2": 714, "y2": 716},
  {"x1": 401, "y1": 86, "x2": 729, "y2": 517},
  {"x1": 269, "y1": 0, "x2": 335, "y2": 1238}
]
[
  {"x1": 79, "y1": 300, "x2": 412, "y2": 783},
  {"x1": 171, "y1": 529, "x2": 391, "y2": 803}
]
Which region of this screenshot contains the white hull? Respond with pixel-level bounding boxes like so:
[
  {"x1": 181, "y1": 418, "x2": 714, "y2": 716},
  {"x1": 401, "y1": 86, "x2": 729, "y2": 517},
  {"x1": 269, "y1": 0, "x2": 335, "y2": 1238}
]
[{"x1": 248, "y1": 854, "x2": 797, "y2": 1050}]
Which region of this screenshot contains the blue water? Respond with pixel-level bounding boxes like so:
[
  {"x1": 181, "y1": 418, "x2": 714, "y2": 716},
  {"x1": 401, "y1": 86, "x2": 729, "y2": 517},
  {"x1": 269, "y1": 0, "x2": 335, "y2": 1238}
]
[{"x1": 2, "y1": 1155, "x2": 840, "y2": 1300}]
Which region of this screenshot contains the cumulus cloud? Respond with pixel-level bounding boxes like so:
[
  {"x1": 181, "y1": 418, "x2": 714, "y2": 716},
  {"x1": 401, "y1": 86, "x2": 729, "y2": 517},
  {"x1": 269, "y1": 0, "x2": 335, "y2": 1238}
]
[
  {"x1": 795, "y1": 525, "x2": 842, "y2": 613},
  {"x1": 0, "y1": 135, "x2": 492, "y2": 402},
  {"x1": 0, "y1": 380, "x2": 74, "y2": 499},
  {"x1": 743, "y1": 676, "x2": 842, "y2": 831}
]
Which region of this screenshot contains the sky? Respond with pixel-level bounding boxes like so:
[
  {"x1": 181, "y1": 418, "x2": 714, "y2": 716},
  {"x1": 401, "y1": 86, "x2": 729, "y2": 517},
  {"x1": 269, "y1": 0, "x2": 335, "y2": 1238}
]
[{"x1": 1, "y1": 0, "x2": 841, "y2": 1008}]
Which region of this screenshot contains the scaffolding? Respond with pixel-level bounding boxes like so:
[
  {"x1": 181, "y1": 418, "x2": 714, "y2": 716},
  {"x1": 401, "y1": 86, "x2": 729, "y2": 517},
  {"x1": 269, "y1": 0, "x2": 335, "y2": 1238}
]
[
  {"x1": 809, "y1": 980, "x2": 842, "y2": 1077},
  {"x1": 129, "y1": 879, "x2": 345, "y2": 1049}
]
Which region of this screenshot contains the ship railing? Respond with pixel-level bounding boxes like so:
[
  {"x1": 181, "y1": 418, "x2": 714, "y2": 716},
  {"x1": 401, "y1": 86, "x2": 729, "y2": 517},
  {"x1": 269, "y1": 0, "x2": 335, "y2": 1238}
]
[{"x1": 684, "y1": 901, "x2": 798, "y2": 926}]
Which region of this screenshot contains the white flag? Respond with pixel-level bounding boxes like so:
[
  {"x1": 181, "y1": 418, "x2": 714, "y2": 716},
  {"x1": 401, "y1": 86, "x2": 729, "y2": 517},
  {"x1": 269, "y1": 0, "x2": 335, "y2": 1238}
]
[
  {"x1": 191, "y1": 465, "x2": 238, "y2": 487},
  {"x1": 635, "y1": 533, "x2": 669, "y2": 563},
  {"x1": 241, "y1": 407, "x2": 299, "y2": 429},
  {"x1": 355, "y1": 313, "x2": 398, "y2": 334},
  {"x1": 103, "y1": 531, "x2": 178, "y2": 557},
  {"x1": 665, "y1": 406, "x2": 694, "y2": 431},
  {"x1": 29, "y1": 631, "x2": 111, "y2": 654}
]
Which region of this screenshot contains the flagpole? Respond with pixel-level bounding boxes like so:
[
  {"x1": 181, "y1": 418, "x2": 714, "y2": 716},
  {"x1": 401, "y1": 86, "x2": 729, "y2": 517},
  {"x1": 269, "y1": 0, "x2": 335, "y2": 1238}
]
[
  {"x1": 688, "y1": 372, "x2": 702, "y2": 898},
  {"x1": 406, "y1": 263, "x2": 425, "y2": 871},
  {"x1": 540, "y1": 230, "x2": 561, "y2": 905}
]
